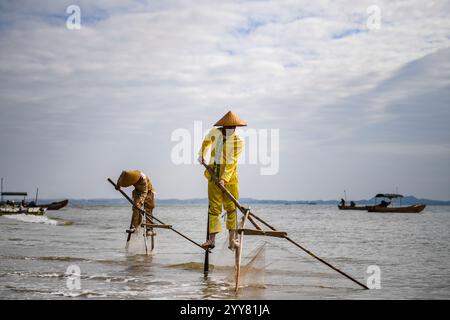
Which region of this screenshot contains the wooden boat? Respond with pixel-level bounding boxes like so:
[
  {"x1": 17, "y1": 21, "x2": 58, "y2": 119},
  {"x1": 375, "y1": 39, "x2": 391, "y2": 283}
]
[
  {"x1": 368, "y1": 193, "x2": 426, "y2": 213},
  {"x1": 368, "y1": 204, "x2": 426, "y2": 213},
  {"x1": 1, "y1": 179, "x2": 68, "y2": 211},
  {"x1": 0, "y1": 206, "x2": 46, "y2": 216},
  {"x1": 31, "y1": 199, "x2": 69, "y2": 210},
  {"x1": 0, "y1": 188, "x2": 58, "y2": 215},
  {"x1": 338, "y1": 205, "x2": 371, "y2": 211}
]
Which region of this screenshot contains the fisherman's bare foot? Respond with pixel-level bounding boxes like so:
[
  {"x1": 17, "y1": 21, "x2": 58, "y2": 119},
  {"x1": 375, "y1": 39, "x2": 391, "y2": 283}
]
[
  {"x1": 201, "y1": 239, "x2": 215, "y2": 249},
  {"x1": 228, "y1": 239, "x2": 235, "y2": 250},
  {"x1": 228, "y1": 230, "x2": 238, "y2": 250}
]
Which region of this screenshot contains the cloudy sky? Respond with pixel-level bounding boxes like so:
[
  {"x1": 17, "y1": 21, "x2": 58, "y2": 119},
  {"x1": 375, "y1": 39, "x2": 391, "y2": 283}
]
[{"x1": 0, "y1": 0, "x2": 449, "y2": 201}]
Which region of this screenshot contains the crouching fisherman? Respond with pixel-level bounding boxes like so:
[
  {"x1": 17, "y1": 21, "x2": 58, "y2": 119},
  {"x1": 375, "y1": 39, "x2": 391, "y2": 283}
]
[
  {"x1": 198, "y1": 111, "x2": 246, "y2": 250},
  {"x1": 116, "y1": 170, "x2": 155, "y2": 236}
]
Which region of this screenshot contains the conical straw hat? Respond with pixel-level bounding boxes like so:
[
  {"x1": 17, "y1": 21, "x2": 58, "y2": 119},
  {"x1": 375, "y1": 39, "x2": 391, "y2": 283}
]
[
  {"x1": 117, "y1": 170, "x2": 141, "y2": 187},
  {"x1": 214, "y1": 111, "x2": 247, "y2": 127}
]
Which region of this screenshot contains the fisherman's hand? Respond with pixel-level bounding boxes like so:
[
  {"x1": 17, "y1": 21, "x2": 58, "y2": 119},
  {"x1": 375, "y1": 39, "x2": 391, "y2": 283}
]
[
  {"x1": 115, "y1": 184, "x2": 121, "y2": 190},
  {"x1": 219, "y1": 179, "x2": 225, "y2": 187}
]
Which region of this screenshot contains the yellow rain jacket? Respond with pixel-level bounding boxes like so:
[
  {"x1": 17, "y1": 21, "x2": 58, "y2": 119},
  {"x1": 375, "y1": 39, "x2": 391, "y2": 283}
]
[
  {"x1": 117, "y1": 170, "x2": 155, "y2": 229},
  {"x1": 199, "y1": 128, "x2": 244, "y2": 233},
  {"x1": 199, "y1": 128, "x2": 244, "y2": 185}
]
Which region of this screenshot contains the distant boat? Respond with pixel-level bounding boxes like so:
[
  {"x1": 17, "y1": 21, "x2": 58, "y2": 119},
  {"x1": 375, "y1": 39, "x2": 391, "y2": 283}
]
[
  {"x1": 368, "y1": 193, "x2": 426, "y2": 213},
  {"x1": 368, "y1": 194, "x2": 426, "y2": 213},
  {"x1": 28, "y1": 199, "x2": 69, "y2": 211},
  {"x1": 1, "y1": 178, "x2": 68, "y2": 212},
  {"x1": 338, "y1": 205, "x2": 371, "y2": 211},
  {"x1": 338, "y1": 197, "x2": 371, "y2": 210},
  {"x1": 0, "y1": 183, "x2": 68, "y2": 216},
  {"x1": 338, "y1": 193, "x2": 426, "y2": 213},
  {"x1": 0, "y1": 206, "x2": 46, "y2": 216},
  {"x1": 368, "y1": 204, "x2": 426, "y2": 213},
  {"x1": 0, "y1": 192, "x2": 47, "y2": 216}
]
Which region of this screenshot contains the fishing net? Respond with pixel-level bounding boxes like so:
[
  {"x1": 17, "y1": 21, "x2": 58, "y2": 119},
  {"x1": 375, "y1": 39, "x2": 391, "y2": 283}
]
[
  {"x1": 235, "y1": 241, "x2": 266, "y2": 288},
  {"x1": 209, "y1": 234, "x2": 267, "y2": 289}
]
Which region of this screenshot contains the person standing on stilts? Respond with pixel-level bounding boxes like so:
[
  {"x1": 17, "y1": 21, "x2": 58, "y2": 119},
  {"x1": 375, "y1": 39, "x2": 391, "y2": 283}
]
[
  {"x1": 198, "y1": 111, "x2": 246, "y2": 250},
  {"x1": 115, "y1": 170, "x2": 155, "y2": 237}
]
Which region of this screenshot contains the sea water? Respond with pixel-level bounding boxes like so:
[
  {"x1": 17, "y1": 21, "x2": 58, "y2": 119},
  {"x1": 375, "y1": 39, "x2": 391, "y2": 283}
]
[{"x1": 0, "y1": 204, "x2": 449, "y2": 299}]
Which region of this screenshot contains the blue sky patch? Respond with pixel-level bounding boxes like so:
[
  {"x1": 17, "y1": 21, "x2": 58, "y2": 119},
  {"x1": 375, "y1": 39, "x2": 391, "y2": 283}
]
[{"x1": 233, "y1": 18, "x2": 266, "y2": 36}]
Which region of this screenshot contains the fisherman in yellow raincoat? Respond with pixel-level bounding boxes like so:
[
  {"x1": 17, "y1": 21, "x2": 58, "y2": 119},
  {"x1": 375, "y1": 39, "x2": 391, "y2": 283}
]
[
  {"x1": 198, "y1": 111, "x2": 246, "y2": 250},
  {"x1": 116, "y1": 170, "x2": 155, "y2": 235}
]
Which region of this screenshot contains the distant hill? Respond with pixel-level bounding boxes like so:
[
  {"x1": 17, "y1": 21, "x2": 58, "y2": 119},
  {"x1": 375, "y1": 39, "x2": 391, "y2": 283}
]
[{"x1": 55, "y1": 196, "x2": 450, "y2": 206}]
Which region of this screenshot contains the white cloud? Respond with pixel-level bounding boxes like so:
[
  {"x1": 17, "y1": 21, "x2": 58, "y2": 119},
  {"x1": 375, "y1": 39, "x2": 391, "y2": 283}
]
[{"x1": 0, "y1": 0, "x2": 449, "y2": 199}]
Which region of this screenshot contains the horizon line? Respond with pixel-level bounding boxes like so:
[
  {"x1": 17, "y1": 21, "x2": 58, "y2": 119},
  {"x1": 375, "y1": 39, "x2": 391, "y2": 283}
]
[{"x1": 26, "y1": 196, "x2": 450, "y2": 202}]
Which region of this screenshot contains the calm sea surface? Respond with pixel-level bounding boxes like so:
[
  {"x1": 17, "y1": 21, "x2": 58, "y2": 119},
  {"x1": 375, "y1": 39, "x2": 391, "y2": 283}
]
[{"x1": 1, "y1": 204, "x2": 449, "y2": 299}]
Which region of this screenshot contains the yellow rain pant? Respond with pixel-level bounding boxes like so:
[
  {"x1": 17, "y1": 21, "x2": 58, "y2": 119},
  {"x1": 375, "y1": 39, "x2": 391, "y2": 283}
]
[
  {"x1": 131, "y1": 177, "x2": 155, "y2": 229},
  {"x1": 208, "y1": 180, "x2": 238, "y2": 234}
]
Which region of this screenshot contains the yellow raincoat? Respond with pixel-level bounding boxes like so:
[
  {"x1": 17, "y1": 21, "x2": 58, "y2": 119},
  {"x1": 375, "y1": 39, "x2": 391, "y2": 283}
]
[
  {"x1": 117, "y1": 170, "x2": 155, "y2": 229},
  {"x1": 199, "y1": 128, "x2": 244, "y2": 233}
]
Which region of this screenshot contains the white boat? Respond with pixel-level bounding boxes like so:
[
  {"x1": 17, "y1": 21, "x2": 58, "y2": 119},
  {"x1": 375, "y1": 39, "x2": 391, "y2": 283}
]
[{"x1": 0, "y1": 206, "x2": 47, "y2": 216}]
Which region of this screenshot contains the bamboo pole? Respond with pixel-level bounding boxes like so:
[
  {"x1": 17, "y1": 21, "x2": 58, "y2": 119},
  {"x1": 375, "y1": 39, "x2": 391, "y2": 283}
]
[{"x1": 35, "y1": 188, "x2": 39, "y2": 205}]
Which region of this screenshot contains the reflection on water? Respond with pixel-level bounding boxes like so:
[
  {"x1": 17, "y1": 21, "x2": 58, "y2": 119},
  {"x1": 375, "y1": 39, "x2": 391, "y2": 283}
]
[
  {"x1": 123, "y1": 254, "x2": 154, "y2": 276},
  {"x1": 0, "y1": 204, "x2": 449, "y2": 299}
]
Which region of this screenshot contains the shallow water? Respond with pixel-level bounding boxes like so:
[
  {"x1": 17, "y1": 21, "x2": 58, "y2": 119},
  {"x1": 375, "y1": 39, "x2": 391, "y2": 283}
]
[{"x1": 0, "y1": 204, "x2": 449, "y2": 299}]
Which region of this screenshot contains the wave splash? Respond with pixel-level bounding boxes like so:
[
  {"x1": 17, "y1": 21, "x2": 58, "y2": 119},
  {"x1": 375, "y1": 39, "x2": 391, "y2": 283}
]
[{"x1": 2, "y1": 214, "x2": 63, "y2": 225}]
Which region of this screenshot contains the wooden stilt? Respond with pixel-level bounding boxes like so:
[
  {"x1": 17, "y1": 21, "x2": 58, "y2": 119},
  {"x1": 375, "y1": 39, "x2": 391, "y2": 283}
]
[
  {"x1": 235, "y1": 209, "x2": 250, "y2": 292},
  {"x1": 142, "y1": 210, "x2": 149, "y2": 255},
  {"x1": 204, "y1": 211, "x2": 210, "y2": 277},
  {"x1": 148, "y1": 210, "x2": 155, "y2": 251}
]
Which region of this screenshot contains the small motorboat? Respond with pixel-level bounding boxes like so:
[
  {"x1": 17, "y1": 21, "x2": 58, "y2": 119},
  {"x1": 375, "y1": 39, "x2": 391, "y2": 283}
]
[
  {"x1": 1, "y1": 179, "x2": 68, "y2": 211},
  {"x1": 0, "y1": 206, "x2": 46, "y2": 216},
  {"x1": 368, "y1": 203, "x2": 426, "y2": 213},
  {"x1": 368, "y1": 194, "x2": 426, "y2": 213},
  {"x1": 338, "y1": 205, "x2": 372, "y2": 211}
]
